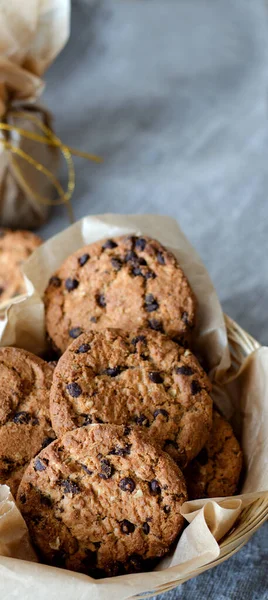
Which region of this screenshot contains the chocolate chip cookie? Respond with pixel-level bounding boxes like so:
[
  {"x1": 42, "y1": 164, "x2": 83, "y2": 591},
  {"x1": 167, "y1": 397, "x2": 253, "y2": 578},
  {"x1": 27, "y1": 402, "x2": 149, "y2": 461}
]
[
  {"x1": 44, "y1": 235, "x2": 196, "y2": 354},
  {"x1": 0, "y1": 229, "x2": 42, "y2": 303},
  {"x1": 0, "y1": 347, "x2": 55, "y2": 495},
  {"x1": 50, "y1": 328, "x2": 212, "y2": 468},
  {"x1": 17, "y1": 423, "x2": 187, "y2": 577},
  {"x1": 184, "y1": 411, "x2": 243, "y2": 499}
]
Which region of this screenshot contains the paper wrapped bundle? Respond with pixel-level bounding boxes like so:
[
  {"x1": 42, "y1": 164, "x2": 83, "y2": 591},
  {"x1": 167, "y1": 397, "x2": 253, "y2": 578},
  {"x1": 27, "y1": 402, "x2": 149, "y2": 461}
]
[
  {"x1": 0, "y1": 215, "x2": 267, "y2": 599},
  {"x1": 0, "y1": 0, "x2": 70, "y2": 229}
]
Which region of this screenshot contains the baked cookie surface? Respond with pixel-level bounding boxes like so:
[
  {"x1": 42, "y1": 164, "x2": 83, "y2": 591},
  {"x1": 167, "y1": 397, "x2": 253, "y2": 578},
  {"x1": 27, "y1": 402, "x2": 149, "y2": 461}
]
[
  {"x1": 44, "y1": 235, "x2": 196, "y2": 353},
  {"x1": 0, "y1": 229, "x2": 42, "y2": 303},
  {"x1": 50, "y1": 328, "x2": 212, "y2": 468},
  {"x1": 184, "y1": 411, "x2": 243, "y2": 499},
  {"x1": 0, "y1": 347, "x2": 55, "y2": 495},
  {"x1": 17, "y1": 423, "x2": 187, "y2": 577}
]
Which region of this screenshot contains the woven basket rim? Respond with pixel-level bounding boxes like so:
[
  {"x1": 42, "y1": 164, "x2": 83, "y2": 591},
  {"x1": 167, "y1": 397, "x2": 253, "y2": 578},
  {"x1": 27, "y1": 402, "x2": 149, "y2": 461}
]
[{"x1": 134, "y1": 314, "x2": 268, "y2": 598}]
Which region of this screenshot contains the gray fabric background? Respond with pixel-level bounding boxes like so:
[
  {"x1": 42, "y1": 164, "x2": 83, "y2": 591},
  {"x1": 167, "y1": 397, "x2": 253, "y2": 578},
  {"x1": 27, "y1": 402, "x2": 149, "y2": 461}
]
[{"x1": 41, "y1": 1, "x2": 268, "y2": 597}]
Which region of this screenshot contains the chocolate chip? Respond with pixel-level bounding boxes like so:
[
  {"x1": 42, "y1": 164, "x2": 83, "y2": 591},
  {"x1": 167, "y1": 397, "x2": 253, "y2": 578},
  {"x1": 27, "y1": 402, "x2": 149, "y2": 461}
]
[
  {"x1": 52, "y1": 550, "x2": 69, "y2": 569},
  {"x1": 99, "y1": 458, "x2": 114, "y2": 479},
  {"x1": 163, "y1": 505, "x2": 170, "y2": 514},
  {"x1": 164, "y1": 439, "x2": 178, "y2": 450},
  {"x1": 60, "y1": 479, "x2": 80, "y2": 495},
  {"x1": 111, "y1": 258, "x2": 122, "y2": 271},
  {"x1": 2, "y1": 457, "x2": 14, "y2": 466},
  {"x1": 76, "y1": 343, "x2": 91, "y2": 353},
  {"x1": 65, "y1": 278, "x2": 79, "y2": 292},
  {"x1": 153, "y1": 409, "x2": 169, "y2": 420},
  {"x1": 49, "y1": 276, "x2": 61, "y2": 287},
  {"x1": 104, "y1": 561, "x2": 124, "y2": 578},
  {"x1": 144, "y1": 270, "x2": 156, "y2": 279},
  {"x1": 42, "y1": 437, "x2": 55, "y2": 449},
  {"x1": 94, "y1": 542, "x2": 101, "y2": 550},
  {"x1": 90, "y1": 316, "x2": 97, "y2": 323},
  {"x1": 135, "y1": 414, "x2": 150, "y2": 427},
  {"x1": 132, "y1": 266, "x2": 143, "y2": 277},
  {"x1": 149, "y1": 480, "x2": 161, "y2": 495},
  {"x1": 172, "y1": 336, "x2": 188, "y2": 348},
  {"x1": 138, "y1": 257, "x2": 147, "y2": 265},
  {"x1": 0, "y1": 287, "x2": 4, "y2": 296},
  {"x1": 148, "y1": 319, "x2": 163, "y2": 332},
  {"x1": 103, "y1": 366, "x2": 121, "y2": 377},
  {"x1": 142, "y1": 522, "x2": 150, "y2": 534},
  {"x1": 95, "y1": 417, "x2": 104, "y2": 424},
  {"x1": 197, "y1": 447, "x2": 209, "y2": 465},
  {"x1": 40, "y1": 494, "x2": 52, "y2": 506},
  {"x1": 31, "y1": 515, "x2": 42, "y2": 525},
  {"x1": 96, "y1": 294, "x2": 106, "y2": 307},
  {"x1": 102, "y1": 239, "x2": 118, "y2": 250},
  {"x1": 34, "y1": 458, "x2": 47, "y2": 472},
  {"x1": 69, "y1": 327, "x2": 83, "y2": 339},
  {"x1": 78, "y1": 253, "x2": 90, "y2": 267},
  {"x1": 81, "y1": 464, "x2": 93, "y2": 475},
  {"x1": 124, "y1": 426, "x2": 131, "y2": 436},
  {"x1": 13, "y1": 411, "x2": 31, "y2": 425},
  {"x1": 66, "y1": 382, "x2": 82, "y2": 397},
  {"x1": 125, "y1": 250, "x2": 137, "y2": 262},
  {"x1": 182, "y1": 311, "x2": 189, "y2": 325},
  {"x1": 191, "y1": 380, "x2": 202, "y2": 395},
  {"x1": 19, "y1": 493, "x2": 26, "y2": 504},
  {"x1": 109, "y1": 444, "x2": 132, "y2": 456},
  {"x1": 81, "y1": 414, "x2": 92, "y2": 426},
  {"x1": 128, "y1": 554, "x2": 143, "y2": 572},
  {"x1": 135, "y1": 238, "x2": 146, "y2": 251},
  {"x1": 32, "y1": 416, "x2": 39, "y2": 426},
  {"x1": 131, "y1": 335, "x2": 146, "y2": 345},
  {"x1": 176, "y1": 365, "x2": 194, "y2": 376},
  {"x1": 149, "y1": 372, "x2": 163, "y2": 384},
  {"x1": 120, "y1": 519, "x2": 135, "y2": 534},
  {"x1": 141, "y1": 353, "x2": 149, "y2": 360},
  {"x1": 157, "y1": 252, "x2": 165, "y2": 265},
  {"x1": 119, "y1": 477, "x2": 136, "y2": 493},
  {"x1": 125, "y1": 235, "x2": 136, "y2": 247},
  {"x1": 145, "y1": 294, "x2": 159, "y2": 312}
]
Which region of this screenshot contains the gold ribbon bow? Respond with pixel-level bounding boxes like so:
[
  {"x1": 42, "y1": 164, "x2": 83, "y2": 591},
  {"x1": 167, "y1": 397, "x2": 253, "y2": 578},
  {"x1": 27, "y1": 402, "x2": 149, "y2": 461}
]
[{"x1": 0, "y1": 110, "x2": 102, "y2": 223}]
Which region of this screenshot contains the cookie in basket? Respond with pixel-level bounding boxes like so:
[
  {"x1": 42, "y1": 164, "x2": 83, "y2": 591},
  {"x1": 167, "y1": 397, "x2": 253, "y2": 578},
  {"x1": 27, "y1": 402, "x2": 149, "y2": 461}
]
[
  {"x1": 0, "y1": 347, "x2": 56, "y2": 496},
  {"x1": 0, "y1": 229, "x2": 42, "y2": 303},
  {"x1": 44, "y1": 234, "x2": 196, "y2": 353},
  {"x1": 50, "y1": 328, "x2": 212, "y2": 468},
  {"x1": 17, "y1": 423, "x2": 187, "y2": 577},
  {"x1": 184, "y1": 410, "x2": 243, "y2": 499}
]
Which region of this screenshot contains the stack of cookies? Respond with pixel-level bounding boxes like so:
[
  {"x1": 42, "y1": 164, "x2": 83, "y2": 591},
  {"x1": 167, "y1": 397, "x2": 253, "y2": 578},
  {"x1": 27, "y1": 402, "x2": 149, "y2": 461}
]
[{"x1": 0, "y1": 234, "x2": 242, "y2": 578}]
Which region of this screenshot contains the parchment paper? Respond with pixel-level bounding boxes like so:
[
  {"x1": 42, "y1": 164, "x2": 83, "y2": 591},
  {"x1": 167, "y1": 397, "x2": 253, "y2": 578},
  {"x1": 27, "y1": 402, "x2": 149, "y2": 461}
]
[
  {"x1": 0, "y1": 485, "x2": 36, "y2": 562},
  {"x1": 0, "y1": 214, "x2": 267, "y2": 600}
]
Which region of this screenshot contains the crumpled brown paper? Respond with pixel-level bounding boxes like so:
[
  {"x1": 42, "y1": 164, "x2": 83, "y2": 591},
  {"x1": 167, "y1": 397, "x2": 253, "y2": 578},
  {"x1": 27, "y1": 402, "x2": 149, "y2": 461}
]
[
  {"x1": 0, "y1": 0, "x2": 70, "y2": 229},
  {"x1": 0, "y1": 485, "x2": 36, "y2": 562},
  {"x1": 0, "y1": 214, "x2": 267, "y2": 600}
]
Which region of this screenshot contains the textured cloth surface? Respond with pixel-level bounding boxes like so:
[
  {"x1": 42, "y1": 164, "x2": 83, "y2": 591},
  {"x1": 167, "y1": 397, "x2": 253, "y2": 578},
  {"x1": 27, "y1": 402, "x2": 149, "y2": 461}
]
[{"x1": 41, "y1": 1, "x2": 268, "y2": 597}]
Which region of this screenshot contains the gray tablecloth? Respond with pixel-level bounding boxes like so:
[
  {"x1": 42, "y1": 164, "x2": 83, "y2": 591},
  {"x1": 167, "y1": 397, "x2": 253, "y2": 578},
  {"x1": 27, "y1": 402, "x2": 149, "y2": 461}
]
[{"x1": 42, "y1": 1, "x2": 268, "y2": 597}]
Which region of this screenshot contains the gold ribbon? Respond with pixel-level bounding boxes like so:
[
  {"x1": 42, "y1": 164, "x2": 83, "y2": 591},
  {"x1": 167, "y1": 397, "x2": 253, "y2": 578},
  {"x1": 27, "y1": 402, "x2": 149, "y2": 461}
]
[{"x1": 0, "y1": 110, "x2": 102, "y2": 223}]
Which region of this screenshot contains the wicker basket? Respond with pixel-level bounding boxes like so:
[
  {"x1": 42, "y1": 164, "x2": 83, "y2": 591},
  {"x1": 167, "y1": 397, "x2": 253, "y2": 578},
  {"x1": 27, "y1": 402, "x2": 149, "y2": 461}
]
[{"x1": 134, "y1": 314, "x2": 268, "y2": 599}]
